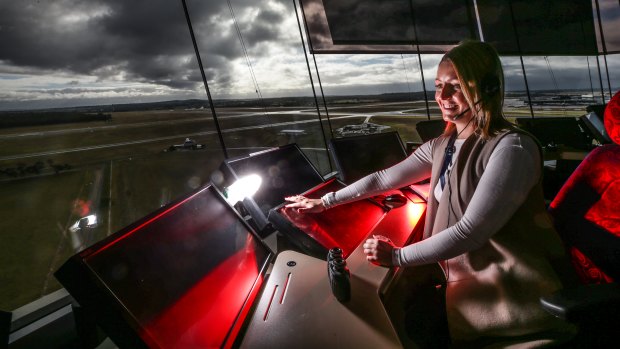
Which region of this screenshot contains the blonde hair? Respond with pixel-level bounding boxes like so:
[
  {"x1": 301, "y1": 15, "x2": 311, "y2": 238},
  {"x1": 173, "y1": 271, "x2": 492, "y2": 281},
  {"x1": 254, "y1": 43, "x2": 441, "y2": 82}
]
[{"x1": 441, "y1": 40, "x2": 511, "y2": 139}]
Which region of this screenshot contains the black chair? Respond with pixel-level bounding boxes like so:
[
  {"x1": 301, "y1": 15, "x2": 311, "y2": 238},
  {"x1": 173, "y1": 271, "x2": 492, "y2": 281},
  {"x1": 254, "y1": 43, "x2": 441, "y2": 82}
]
[
  {"x1": 406, "y1": 119, "x2": 446, "y2": 154},
  {"x1": 415, "y1": 119, "x2": 446, "y2": 143},
  {"x1": 540, "y1": 284, "x2": 620, "y2": 348}
]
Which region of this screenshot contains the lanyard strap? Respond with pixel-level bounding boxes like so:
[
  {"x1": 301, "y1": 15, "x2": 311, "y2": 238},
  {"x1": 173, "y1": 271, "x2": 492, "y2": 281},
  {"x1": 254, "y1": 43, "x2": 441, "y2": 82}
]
[{"x1": 439, "y1": 132, "x2": 458, "y2": 190}]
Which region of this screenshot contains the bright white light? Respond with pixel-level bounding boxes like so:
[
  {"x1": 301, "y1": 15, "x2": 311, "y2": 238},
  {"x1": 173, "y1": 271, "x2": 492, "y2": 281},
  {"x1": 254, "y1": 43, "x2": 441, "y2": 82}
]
[
  {"x1": 85, "y1": 214, "x2": 98, "y2": 226},
  {"x1": 226, "y1": 174, "x2": 262, "y2": 205},
  {"x1": 69, "y1": 214, "x2": 99, "y2": 233}
]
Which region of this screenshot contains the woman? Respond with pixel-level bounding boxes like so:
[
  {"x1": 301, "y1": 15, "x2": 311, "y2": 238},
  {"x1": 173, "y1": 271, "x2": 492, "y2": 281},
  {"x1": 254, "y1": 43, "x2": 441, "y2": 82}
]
[{"x1": 286, "y1": 41, "x2": 575, "y2": 347}]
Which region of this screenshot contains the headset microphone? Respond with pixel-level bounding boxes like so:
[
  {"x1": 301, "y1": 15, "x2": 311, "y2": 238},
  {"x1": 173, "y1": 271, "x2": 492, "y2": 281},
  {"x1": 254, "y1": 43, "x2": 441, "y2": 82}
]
[
  {"x1": 451, "y1": 74, "x2": 500, "y2": 121},
  {"x1": 451, "y1": 107, "x2": 470, "y2": 121}
]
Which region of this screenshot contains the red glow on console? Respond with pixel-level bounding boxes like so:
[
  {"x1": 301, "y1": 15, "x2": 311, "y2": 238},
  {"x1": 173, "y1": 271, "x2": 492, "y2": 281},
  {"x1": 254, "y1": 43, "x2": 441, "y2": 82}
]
[
  {"x1": 142, "y1": 240, "x2": 263, "y2": 349},
  {"x1": 407, "y1": 203, "x2": 426, "y2": 227},
  {"x1": 279, "y1": 199, "x2": 385, "y2": 257}
]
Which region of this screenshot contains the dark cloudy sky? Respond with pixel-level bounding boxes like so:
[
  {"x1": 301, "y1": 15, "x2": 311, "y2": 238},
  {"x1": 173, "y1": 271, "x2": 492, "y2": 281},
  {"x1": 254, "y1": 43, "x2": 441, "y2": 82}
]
[{"x1": 0, "y1": 0, "x2": 618, "y2": 111}]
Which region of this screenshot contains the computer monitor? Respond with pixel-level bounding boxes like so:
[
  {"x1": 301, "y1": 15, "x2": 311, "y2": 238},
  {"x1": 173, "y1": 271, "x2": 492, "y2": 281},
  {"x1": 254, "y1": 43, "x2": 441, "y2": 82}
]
[
  {"x1": 515, "y1": 117, "x2": 591, "y2": 150},
  {"x1": 329, "y1": 131, "x2": 408, "y2": 184},
  {"x1": 220, "y1": 144, "x2": 325, "y2": 234},
  {"x1": 55, "y1": 184, "x2": 273, "y2": 349},
  {"x1": 580, "y1": 111, "x2": 611, "y2": 145}
]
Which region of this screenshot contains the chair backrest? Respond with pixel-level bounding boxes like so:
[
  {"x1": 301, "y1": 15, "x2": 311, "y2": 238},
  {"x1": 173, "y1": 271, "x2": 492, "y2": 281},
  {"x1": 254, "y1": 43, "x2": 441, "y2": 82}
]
[
  {"x1": 549, "y1": 91, "x2": 620, "y2": 284},
  {"x1": 415, "y1": 119, "x2": 446, "y2": 142}
]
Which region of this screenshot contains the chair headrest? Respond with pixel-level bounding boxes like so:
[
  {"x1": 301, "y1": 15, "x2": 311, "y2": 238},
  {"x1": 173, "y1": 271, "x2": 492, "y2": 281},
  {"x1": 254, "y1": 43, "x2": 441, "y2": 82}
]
[{"x1": 605, "y1": 91, "x2": 620, "y2": 145}]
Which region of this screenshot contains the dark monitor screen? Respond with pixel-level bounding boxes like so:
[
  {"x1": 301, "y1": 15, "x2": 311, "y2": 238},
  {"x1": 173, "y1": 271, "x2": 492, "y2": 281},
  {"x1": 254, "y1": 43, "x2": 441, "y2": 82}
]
[
  {"x1": 329, "y1": 131, "x2": 408, "y2": 184},
  {"x1": 477, "y1": 0, "x2": 597, "y2": 55},
  {"x1": 299, "y1": 0, "x2": 474, "y2": 53},
  {"x1": 580, "y1": 111, "x2": 611, "y2": 144},
  {"x1": 225, "y1": 144, "x2": 325, "y2": 216},
  {"x1": 322, "y1": 0, "x2": 474, "y2": 45},
  {"x1": 55, "y1": 185, "x2": 272, "y2": 349},
  {"x1": 515, "y1": 117, "x2": 591, "y2": 150}
]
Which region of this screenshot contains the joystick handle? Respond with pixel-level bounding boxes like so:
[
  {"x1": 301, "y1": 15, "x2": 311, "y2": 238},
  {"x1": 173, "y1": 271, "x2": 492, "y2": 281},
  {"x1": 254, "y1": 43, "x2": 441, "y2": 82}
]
[{"x1": 327, "y1": 247, "x2": 350, "y2": 302}]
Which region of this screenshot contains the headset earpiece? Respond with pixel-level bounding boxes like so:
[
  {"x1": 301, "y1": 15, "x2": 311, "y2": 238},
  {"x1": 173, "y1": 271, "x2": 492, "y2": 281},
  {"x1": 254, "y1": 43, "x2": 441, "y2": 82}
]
[{"x1": 480, "y1": 74, "x2": 500, "y2": 98}]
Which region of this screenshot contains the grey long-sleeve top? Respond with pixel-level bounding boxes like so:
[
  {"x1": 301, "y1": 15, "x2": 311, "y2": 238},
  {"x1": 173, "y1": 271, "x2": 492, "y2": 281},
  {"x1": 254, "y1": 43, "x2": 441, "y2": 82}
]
[{"x1": 321, "y1": 133, "x2": 540, "y2": 267}]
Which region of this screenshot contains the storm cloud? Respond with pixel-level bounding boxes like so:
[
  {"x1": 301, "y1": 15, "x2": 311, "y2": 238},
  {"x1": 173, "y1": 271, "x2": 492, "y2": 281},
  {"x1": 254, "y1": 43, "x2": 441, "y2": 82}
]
[{"x1": 0, "y1": 0, "x2": 290, "y2": 92}]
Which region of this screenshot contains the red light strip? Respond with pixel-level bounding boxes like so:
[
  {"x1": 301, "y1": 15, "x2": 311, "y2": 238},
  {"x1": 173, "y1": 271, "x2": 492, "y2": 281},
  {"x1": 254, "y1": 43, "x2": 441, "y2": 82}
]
[
  {"x1": 263, "y1": 285, "x2": 279, "y2": 321},
  {"x1": 280, "y1": 273, "x2": 292, "y2": 304},
  {"x1": 223, "y1": 274, "x2": 266, "y2": 349}
]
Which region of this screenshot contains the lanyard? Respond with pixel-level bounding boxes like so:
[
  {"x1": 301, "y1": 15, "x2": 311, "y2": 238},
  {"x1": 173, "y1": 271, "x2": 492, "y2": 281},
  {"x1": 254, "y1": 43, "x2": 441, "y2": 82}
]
[{"x1": 439, "y1": 132, "x2": 458, "y2": 190}]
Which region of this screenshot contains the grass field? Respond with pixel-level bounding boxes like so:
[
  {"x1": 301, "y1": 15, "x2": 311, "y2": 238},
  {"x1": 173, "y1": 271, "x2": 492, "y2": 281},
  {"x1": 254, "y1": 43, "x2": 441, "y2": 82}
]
[{"x1": 0, "y1": 170, "x2": 94, "y2": 309}]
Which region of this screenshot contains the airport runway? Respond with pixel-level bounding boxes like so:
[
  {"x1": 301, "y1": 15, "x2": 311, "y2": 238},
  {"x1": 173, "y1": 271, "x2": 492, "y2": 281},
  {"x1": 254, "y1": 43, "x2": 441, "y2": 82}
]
[{"x1": 0, "y1": 104, "x2": 431, "y2": 162}]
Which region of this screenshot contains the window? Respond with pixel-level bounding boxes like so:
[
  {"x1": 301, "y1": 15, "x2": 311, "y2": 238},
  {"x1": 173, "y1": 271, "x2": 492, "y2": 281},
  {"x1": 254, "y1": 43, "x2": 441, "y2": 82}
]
[{"x1": 1, "y1": 0, "x2": 618, "y2": 318}]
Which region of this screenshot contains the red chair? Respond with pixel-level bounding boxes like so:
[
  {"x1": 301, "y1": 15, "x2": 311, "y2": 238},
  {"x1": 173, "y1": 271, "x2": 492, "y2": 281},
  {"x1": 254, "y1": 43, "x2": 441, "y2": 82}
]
[
  {"x1": 542, "y1": 91, "x2": 620, "y2": 347},
  {"x1": 549, "y1": 91, "x2": 620, "y2": 283}
]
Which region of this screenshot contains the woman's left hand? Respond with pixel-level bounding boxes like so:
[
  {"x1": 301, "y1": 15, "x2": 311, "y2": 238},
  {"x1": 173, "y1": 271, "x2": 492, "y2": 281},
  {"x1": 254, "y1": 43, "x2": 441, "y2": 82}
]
[
  {"x1": 363, "y1": 236, "x2": 395, "y2": 267},
  {"x1": 284, "y1": 195, "x2": 325, "y2": 213}
]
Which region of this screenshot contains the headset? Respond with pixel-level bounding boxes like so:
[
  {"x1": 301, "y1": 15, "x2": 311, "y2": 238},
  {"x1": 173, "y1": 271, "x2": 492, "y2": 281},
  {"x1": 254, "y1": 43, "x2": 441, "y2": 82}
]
[{"x1": 480, "y1": 74, "x2": 501, "y2": 101}]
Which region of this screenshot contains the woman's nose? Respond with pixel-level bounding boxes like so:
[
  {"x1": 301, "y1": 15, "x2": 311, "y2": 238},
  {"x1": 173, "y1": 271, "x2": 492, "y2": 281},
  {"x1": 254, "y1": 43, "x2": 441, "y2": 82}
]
[{"x1": 438, "y1": 85, "x2": 454, "y2": 100}]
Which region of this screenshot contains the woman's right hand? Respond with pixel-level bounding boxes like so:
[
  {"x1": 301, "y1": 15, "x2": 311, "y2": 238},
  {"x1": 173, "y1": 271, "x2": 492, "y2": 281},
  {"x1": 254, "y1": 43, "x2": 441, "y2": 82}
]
[
  {"x1": 284, "y1": 195, "x2": 325, "y2": 213},
  {"x1": 363, "y1": 236, "x2": 395, "y2": 267}
]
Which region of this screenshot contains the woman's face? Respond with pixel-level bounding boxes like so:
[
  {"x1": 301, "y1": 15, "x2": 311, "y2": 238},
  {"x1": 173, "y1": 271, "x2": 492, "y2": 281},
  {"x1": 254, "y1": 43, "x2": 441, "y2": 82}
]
[{"x1": 435, "y1": 60, "x2": 471, "y2": 123}]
